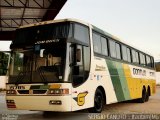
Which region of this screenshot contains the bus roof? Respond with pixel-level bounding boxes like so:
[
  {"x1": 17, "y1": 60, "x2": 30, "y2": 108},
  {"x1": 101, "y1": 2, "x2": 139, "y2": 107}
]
[
  {"x1": 18, "y1": 18, "x2": 122, "y2": 44},
  {"x1": 19, "y1": 18, "x2": 90, "y2": 29},
  {"x1": 19, "y1": 18, "x2": 118, "y2": 39}
]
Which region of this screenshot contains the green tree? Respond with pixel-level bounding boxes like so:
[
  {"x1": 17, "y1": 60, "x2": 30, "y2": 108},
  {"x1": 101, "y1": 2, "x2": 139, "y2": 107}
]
[
  {"x1": 155, "y1": 62, "x2": 160, "y2": 72},
  {"x1": 0, "y1": 52, "x2": 10, "y2": 75}
]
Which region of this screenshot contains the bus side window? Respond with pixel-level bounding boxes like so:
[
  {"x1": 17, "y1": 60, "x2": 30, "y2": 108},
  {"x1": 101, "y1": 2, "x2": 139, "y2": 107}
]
[
  {"x1": 109, "y1": 40, "x2": 116, "y2": 58},
  {"x1": 139, "y1": 53, "x2": 146, "y2": 66},
  {"x1": 122, "y1": 45, "x2": 127, "y2": 61},
  {"x1": 83, "y1": 46, "x2": 90, "y2": 80},
  {"x1": 146, "y1": 55, "x2": 151, "y2": 67},
  {"x1": 151, "y1": 57, "x2": 155, "y2": 68},
  {"x1": 101, "y1": 37, "x2": 108, "y2": 56},
  {"x1": 126, "y1": 48, "x2": 131, "y2": 62},
  {"x1": 74, "y1": 23, "x2": 90, "y2": 45},
  {"x1": 75, "y1": 45, "x2": 83, "y2": 75},
  {"x1": 93, "y1": 32, "x2": 101, "y2": 54},
  {"x1": 115, "y1": 43, "x2": 121, "y2": 59},
  {"x1": 135, "y1": 51, "x2": 139, "y2": 64},
  {"x1": 132, "y1": 49, "x2": 139, "y2": 64}
]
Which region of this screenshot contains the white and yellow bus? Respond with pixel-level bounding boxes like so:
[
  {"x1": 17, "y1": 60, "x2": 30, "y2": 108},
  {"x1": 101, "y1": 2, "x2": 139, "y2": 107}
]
[{"x1": 6, "y1": 19, "x2": 156, "y2": 113}]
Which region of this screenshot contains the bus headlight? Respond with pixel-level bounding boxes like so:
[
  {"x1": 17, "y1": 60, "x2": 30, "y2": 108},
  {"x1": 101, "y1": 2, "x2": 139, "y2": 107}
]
[
  {"x1": 6, "y1": 90, "x2": 17, "y2": 95},
  {"x1": 48, "y1": 89, "x2": 69, "y2": 95}
]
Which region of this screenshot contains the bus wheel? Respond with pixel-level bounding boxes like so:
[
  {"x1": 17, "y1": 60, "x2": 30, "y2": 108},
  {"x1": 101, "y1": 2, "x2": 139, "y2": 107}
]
[
  {"x1": 145, "y1": 89, "x2": 150, "y2": 102},
  {"x1": 138, "y1": 88, "x2": 146, "y2": 103},
  {"x1": 88, "y1": 89, "x2": 104, "y2": 113}
]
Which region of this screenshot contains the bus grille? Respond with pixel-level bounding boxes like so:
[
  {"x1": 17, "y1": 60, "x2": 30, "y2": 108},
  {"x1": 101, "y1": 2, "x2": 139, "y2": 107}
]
[
  {"x1": 17, "y1": 90, "x2": 29, "y2": 94},
  {"x1": 17, "y1": 90, "x2": 47, "y2": 94},
  {"x1": 33, "y1": 90, "x2": 47, "y2": 94}
]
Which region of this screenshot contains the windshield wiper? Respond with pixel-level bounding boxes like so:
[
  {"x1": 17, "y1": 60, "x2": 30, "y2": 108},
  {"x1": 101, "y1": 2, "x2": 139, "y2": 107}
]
[
  {"x1": 38, "y1": 66, "x2": 61, "y2": 82},
  {"x1": 15, "y1": 71, "x2": 28, "y2": 85}
]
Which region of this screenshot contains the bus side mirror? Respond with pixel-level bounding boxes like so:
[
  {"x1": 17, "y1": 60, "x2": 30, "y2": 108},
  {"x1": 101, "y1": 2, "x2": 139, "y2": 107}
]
[
  {"x1": 69, "y1": 44, "x2": 82, "y2": 67},
  {"x1": 40, "y1": 49, "x2": 45, "y2": 58}
]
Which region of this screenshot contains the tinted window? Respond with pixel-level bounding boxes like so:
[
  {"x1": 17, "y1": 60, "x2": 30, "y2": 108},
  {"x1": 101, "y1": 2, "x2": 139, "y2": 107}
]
[
  {"x1": 132, "y1": 49, "x2": 136, "y2": 63},
  {"x1": 12, "y1": 22, "x2": 71, "y2": 48},
  {"x1": 122, "y1": 45, "x2": 127, "y2": 61},
  {"x1": 101, "y1": 37, "x2": 108, "y2": 56},
  {"x1": 109, "y1": 40, "x2": 116, "y2": 58},
  {"x1": 140, "y1": 53, "x2": 146, "y2": 66},
  {"x1": 72, "y1": 45, "x2": 91, "y2": 87},
  {"x1": 83, "y1": 46, "x2": 90, "y2": 79},
  {"x1": 135, "y1": 51, "x2": 139, "y2": 64},
  {"x1": 132, "y1": 49, "x2": 139, "y2": 64},
  {"x1": 127, "y1": 48, "x2": 131, "y2": 62},
  {"x1": 74, "y1": 24, "x2": 89, "y2": 45},
  {"x1": 116, "y1": 43, "x2": 121, "y2": 59},
  {"x1": 146, "y1": 55, "x2": 151, "y2": 67},
  {"x1": 76, "y1": 46, "x2": 83, "y2": 74},
  {"x1": 151, "y1": 57, "x2": 154, "y2": 68},
  {"x1": 93, "y1": 33, "x2": 101, "y2": 53}
]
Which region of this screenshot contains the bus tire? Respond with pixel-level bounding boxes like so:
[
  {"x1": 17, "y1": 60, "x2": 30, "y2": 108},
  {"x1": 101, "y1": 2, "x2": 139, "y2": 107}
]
[
  {"x1": 88, "y1": 89, "x2": 104, "y2": 113},
  {"x1": 145, "y1": 88, "x2": 150, "y2": 102},
  {"x1": 138, "y1": 87, "x2": 146, "y2": 103}
]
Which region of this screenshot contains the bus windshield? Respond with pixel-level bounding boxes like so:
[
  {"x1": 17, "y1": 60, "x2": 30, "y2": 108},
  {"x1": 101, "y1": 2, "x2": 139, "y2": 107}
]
[
  {"x1": 10, "y1": 22, "x2": 72, "y2": 48},
  {"x1": 8, "y1": 22, "x2": 71, "y2": 84},
  {"x1": 8, "y1": 21, "x2": 90, "y2": 84},
  {"x1": 9, "y1": 42, "x2": 67, "y2": 84}
]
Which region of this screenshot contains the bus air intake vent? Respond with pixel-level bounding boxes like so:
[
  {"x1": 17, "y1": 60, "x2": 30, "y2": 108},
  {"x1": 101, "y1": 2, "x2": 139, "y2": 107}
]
[
  {"x1": 17, "y1": 90, "x2": 29, "y2": 94},
  {"x1": 33, "y1": 90, "x2": 47, "y2": 94}
]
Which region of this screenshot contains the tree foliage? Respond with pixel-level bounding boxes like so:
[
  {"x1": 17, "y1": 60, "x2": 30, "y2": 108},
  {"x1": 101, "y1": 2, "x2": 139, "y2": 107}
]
[{"x1": 155, "y1": 62, "x2": 160, "y2": 72}]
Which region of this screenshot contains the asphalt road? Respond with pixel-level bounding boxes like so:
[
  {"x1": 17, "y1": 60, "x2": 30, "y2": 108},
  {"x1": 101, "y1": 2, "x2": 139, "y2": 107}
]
[{"x1": 0, "y1": 86, "x2": 160, "y2": 120}]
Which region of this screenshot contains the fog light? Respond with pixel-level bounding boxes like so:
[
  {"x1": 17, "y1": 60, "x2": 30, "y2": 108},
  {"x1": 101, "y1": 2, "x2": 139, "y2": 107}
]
[
  {"x1": 6, "y1": 90, "x2": 16, "y2": 95},
  {"x1": 50, "y1": 90, "x2": 54, "y2": 94}
]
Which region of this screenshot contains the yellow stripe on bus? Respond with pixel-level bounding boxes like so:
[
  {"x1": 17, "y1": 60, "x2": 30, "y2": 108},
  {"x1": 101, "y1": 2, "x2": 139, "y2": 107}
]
[{"x1": 123, "y1": 64, "x2": 142, "y2": 99}]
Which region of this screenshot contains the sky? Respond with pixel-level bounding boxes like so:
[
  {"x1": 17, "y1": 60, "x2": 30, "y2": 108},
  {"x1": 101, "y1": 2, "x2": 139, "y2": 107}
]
[
  {"x1": 56, "y1": 0, "x2": 160, "y2": 61},
  {"x1": 0, "y1": 0, "x2": 160, "y2": 60}
]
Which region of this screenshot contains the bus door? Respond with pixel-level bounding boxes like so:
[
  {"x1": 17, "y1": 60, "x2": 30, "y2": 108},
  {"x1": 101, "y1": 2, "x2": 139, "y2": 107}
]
[{"x1": 70, "y1": 44, "x2": 91, "y2": 111}]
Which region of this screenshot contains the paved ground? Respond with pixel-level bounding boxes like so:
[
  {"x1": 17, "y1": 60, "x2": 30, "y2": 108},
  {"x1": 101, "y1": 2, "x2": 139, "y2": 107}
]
[
  {"x1": 103, "y1": 86, "x2": 160, "y2": 114},
  {"x1": 0, "y1": 86, "x2": 160, "y2": 120}
]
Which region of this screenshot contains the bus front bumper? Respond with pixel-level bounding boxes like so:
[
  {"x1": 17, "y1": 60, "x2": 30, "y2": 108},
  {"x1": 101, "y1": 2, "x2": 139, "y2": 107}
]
[{"x1": 6, "y1": 95, "x2": 72, "y2": 112}]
